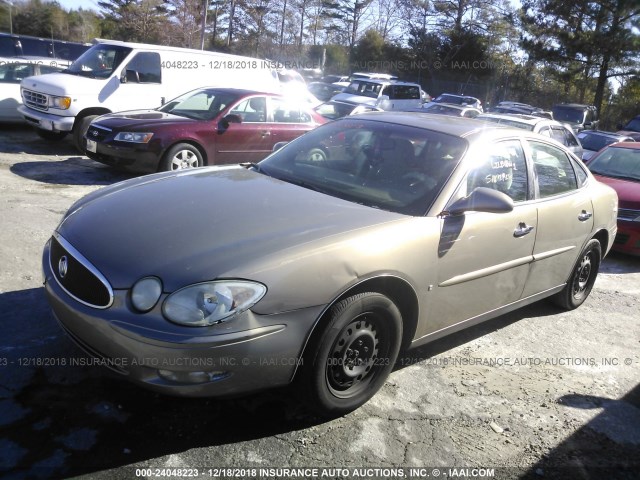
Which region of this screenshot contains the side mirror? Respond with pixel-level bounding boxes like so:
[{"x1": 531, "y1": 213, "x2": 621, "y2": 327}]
[
  {"x1": 217, "y1": 113, "x2": 242, "y2": 132},
  {"x1": 272, "y1": 141, "x2": 288, "y2": 152},
  {"x1": 445, "y1": 187, "x2": 514, "y2": 216}
]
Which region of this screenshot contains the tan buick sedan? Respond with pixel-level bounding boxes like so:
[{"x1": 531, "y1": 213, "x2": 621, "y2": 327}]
[{"x1": 43, "y1": 113, "x2": 617, "y2": 416}]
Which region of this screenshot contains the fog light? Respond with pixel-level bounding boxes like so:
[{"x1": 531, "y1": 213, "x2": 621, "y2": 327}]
[{"x1": 157, "y1": 369, "x2": 229, "y2": 384}]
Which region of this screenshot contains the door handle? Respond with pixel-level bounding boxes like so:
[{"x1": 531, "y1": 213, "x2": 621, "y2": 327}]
[
  {"x1": 261, "y1": 131, "x2": 271, "y2": 138},
  {"x1": 513, "y1": 222, "x2": 535, "y2": 238},
  {"x1": 578, "y1": 210, "x2": 593, "y2": 221}
]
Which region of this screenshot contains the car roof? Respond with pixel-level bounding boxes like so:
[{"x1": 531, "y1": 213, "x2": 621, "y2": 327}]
[
  {"x1": 578, "y1": 130, "x2": 630, "y2": 139},
  {"x1": 478, "y1": 113, "x2": 558, "y2": 126},
  {"x1": 347, "y1": 78, "x2": 420, "y2": 87},
  {"x1": 346, "y1": 111, "x2": 511, "y2": 139}
]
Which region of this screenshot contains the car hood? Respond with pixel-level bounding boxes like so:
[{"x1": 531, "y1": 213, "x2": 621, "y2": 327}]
[
  {"x1": 56, "y1": 166, "x2": 404, "y2": 291},
  {"x1": 93, "y1": 110, "x2": 196, "y2": 130},
  {"x1": 592, "y1": 173, "x2": 640, "y2": 208},
  {"x1": 20, "y1": 72, "x2": 74, "y2": 97}
]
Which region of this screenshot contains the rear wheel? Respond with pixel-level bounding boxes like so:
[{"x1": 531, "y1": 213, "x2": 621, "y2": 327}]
[
  {"x1": 552, "y1": 239, "x2": 601, "y2": 309},
  {"x1": 73, "y1": 114, "x2": 98, "y2": 152},
  {"x1": 299, "y1": 292, "x2": 402, "y2": 417},
  {"x1": 160, "y1": 143, "x2": 203, "y2": 172},
  {"x1": 36, "y1": 129, "x2": 67, "y2": 141}
]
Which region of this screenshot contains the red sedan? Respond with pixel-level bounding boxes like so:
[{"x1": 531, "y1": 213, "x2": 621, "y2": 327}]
[
  {"x1": 586, "y1": 142, "x2": 640, "y2": 256},
  {"x1": 84, "y1": 87, "x2": 327, "y2": 173}
]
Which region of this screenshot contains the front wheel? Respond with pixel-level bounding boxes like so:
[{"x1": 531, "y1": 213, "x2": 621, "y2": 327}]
[
  {"x1": 160, "y1": 143, "x2": 203, "y2": 171},
  {"x1": 299, "y1": 292, "x2": 402, "y2": 417},
  {"x1": 73, "y1": 114, "x2": 98, "y2": 152},
  {"x1": 552, "y1": 238, "x2": 601, "y2": 310}
]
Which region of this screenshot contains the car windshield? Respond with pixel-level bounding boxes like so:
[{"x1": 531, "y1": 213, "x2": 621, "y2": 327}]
[
  {"x1": 65, "y1": 44, "x2": 131, "y2": 79},
  {"x1": 0, "y1": 63, "x2": 34, "y2": 83},
  {"x1": 552, "y1": 107, "x2": 585, "y2": 124},
  {"x1": 258, "y1": 119, "x2": 467, "y2": 216},
  {"x1": 622, "y1": 118, "x2": 640, "y2": 133},
  {"x1": 344, "y1": 81, "x2": 383, "y2": 98},
  {"x1": 577, "y1": 133, "x2": 617, "y2": 152},
  {"x1": 588, "y1": 146, "x2": 640, "y2": 182},
  {"x1": 314, "y1": 101, "x2": 358, "y2": 120},
  {"x1": 158, "y1": 88, "x2": 243, "y2": 120}
]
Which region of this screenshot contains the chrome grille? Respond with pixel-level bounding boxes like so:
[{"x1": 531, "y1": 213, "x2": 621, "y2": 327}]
[
  {"x1": 49, "y1": 233, "x2": 114, "y2": 309},
  {"x1": 618, "y1": 208, "x2": 640, "y2": 222},
  {"x1": 22, "y1": 89, "x2": 49, "y2": 111}
]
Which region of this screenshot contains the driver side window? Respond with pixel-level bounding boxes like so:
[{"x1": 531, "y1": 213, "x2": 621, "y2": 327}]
[{"x1": 466, "y1": 140, "x2": 529, "y2": 202}]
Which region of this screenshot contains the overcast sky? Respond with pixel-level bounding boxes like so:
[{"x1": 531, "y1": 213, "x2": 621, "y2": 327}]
[{"x1": 57, "y1": 0, "x2": 98, "y2": 12}]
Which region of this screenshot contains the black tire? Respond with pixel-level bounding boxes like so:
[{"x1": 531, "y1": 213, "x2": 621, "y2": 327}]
[
  {"x1": 160, "y1": 143, "x2": 204, "y2": 172},
  {"x1": 35, "y1": 129, "x2": 67, "y2": 141},
  {"x1": 299, "y1": 292, "x2": 402, "y2": 416},
  {"x1": 73, "y1": 114, "x2": 98, "y2": 152},
  {"x1": 552, "y1": 239, "x2": 601, "y2": 310}
]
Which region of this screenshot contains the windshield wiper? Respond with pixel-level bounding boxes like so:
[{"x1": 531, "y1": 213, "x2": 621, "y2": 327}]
[{"x1": 240, "y1": 162, "x2": 262, "y2": 173}]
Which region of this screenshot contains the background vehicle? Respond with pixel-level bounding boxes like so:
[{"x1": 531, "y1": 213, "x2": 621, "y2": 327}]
[
  {"x1": 430, "y1": 93, "x2": 483, "y2": 111},
  {"x1": 44, "y1": 114, "x2": 617, "y2": 417},
  {"x1": 18, "y1": 39, "x2": 281, "y2": 151},
  {"x1": 478, "y1": 113, "x2": 584, "y2": 158},
  {"x1": 489, "y1": 101, "x2": 552, "y2": 119},
  {"x1": 84, "y1": 87, "x2": 327, "y2": 173},
  {"x1": 585, "y1": 142, "x2": 640, "y2": 256},
  {"x1": 552, "y1": 103, "x2": 599, "y2": 132},
  {"x1": 0, "y1": 32, "x2": 90, "y2": 61},
  {"x1": 331, "y1": 79, "x2": 423, "y2": 110},
  {"x1": 577, "y1": 130, "x2": 635, "y2": 161},
  {"x1": 617, "y1": 115, "x2": 640, "y2": 141},
  {"x1": 313, "y1": 99, "x2": 383, "y2": 120},
  {"x1": 0, "y1": 60, "x2": 63, "y2": 123},
  {"x1": 421, "y1": 102, "x2": 481, "y2": 118},
  {"x1": 307, "y1": 82, "x2": 344, "y2": 102}
]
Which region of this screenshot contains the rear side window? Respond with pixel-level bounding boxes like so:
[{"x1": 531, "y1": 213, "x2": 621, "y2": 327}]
[
  {"x1": 392, "y1": 85, "x2": 420, "y2": 100},
  {"x1": 271, "y1": 98, "x2": 312, "y2": 123},
  {"x1": 124, "y1": 52, "x2": 161, "y2": 83},
  {"x1": 528, "y1": 141, "x2": 578, "y2": 198}
]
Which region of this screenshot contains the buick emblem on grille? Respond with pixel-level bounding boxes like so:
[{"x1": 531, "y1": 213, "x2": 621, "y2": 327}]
[
  {"x1": 58, "y1": 256, "x2": 68, "y2": 279},
  {"x1": 92, "y1": 130, "x2": 98, "y2": 137}
]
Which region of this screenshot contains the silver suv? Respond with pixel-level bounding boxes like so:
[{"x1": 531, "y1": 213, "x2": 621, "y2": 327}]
[
  {"x1": 478, "y1": 113, "x2": 584, "y2": 158},
  {"x1": 331, "y1": 79, "x2": 423, "y2": 111}
]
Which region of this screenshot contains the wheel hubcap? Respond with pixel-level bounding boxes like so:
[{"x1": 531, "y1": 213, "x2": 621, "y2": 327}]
[
  {"x1": 573, "y1": 253, "x2": 592, "y2": 297},
  {"x1": 327, "y1": 316, "x2": 380, "y2": 396},
  {"x1": 171, "y1": 150, "x2": 198, "y2": 170}
]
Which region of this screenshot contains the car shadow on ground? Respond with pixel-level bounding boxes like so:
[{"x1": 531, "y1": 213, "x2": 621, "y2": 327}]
[
  {"x1": 10, "y1": 159, "x2": 135, "y2": 186},
  {"x1": 0, "y1": 285, "x2": 570, "y2": 479},
  {"x1": 0, "y1": 125, "x2": 77, "y2": 156},
  {"x1": 523, "y1": 384, "x2": 640, "y2": 479}
]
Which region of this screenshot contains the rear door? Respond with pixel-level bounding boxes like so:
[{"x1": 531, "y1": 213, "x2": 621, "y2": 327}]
[{"x1": 521, "y1": 140, "x2": 593, "y2": 297}]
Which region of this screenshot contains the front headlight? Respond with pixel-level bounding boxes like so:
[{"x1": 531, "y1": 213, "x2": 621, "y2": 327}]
[
  {"x1": 51, "y1": 95, "x2": 72, "y2": 110},
  {"x1": 162, "y1": 281, "x2": 266, "y2": 327},
  {"x1": 114, "y1": 132, "x2": 154, "y2": 143}
]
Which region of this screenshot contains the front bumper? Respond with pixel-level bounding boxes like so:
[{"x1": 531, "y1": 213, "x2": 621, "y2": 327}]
[
  {"x1": 42, "y1": 240, "x2": 323, "y2": 397},
  {"x1": 85, "y1": 140, "x2": 161, "y2": 173},
  {"x1": 18, "y1": 105, "x2": 75, "y2": 132}
]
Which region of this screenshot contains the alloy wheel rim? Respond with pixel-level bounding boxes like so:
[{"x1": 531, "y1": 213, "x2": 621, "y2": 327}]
[{"x1": 171, "y1": 150, "x2": 198, "y2": 170}]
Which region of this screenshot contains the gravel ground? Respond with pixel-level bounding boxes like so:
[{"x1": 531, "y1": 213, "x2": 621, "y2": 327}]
[{"x1": 0, "y1": 125, "x2": 638, "y2": 480}]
